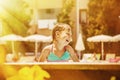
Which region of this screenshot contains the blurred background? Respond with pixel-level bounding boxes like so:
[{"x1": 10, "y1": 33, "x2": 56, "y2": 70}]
[
  {"x1": 0, "y1": 0, "x2": 120, "y2": 80},
  {"x1": 0, "y1": 0, "x2": 120, "y2": 55}
]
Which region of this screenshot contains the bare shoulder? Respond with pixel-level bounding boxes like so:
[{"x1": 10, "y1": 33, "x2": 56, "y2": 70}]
[
  {"x1": 42, "y1": 45, "x2": 52, "y2": 53},
  {"x1": 43, "y1": 45, "x2": 51, "y2": 50},
  {"x1": 38, "y1": 45, "x2": 52, "y2": 62},
  {"x1": 65, "y1": 45, "x2": 73, "y2": 49},
  {"x1": 65, "y1": 45, "x2": 74, "y2": 53}
]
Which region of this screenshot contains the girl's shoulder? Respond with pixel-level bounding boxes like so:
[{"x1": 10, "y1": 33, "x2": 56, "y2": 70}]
[
  {"x1": 65, "y1": 45, "x2": 74, "y2": 52},
  {"x1": 44, "y1": 45, "x2": 52, "y2": 50},
  {"x1": 42, "y1": 45, "x2": 52, "y2": 53},
  {"x1": 65, "y1": 45, "x2": 73, "y2": 49}
]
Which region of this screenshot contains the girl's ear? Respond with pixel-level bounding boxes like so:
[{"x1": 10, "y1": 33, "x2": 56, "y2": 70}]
[{"x1": 55, "y1": 31, "x2": 60, "y2": 37}]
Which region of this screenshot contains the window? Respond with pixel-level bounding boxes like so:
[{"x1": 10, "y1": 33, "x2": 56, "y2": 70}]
[{"x1": 79, "y1": 9, "x2": 87, "y2": 24}]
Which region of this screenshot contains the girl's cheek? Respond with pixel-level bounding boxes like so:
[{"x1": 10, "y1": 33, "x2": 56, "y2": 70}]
[
  {"x1": 60, "y1": 34, "x2": 67, "y2": 39},
  {"x1": 70, "y1": 37, "x2": 72, "y2": 42}
]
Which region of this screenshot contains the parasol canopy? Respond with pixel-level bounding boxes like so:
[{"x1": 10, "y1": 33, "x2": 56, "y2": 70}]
[
  {"x1": 24, "y1": 34, "x2": 52, "y2": 59},
  {"x1": 87, "y1": 34, "x2": 113, "y2": 60},
  {"x1": 75, "y1": 33, "x2": 85, "y2": 60},
  {"x1": 112, "y1": 34, "x2": 120, "y2": 42},
  {"x1": 0, "y1": 34, "x2": 24, "y2": 41},
  {"x1": 75, "y1": 33, "x2": 85, "y2": 51},
  {"x1": 0, "y1": 34, "x2": 24, "y2": 59},
  {"x1": 24, "y1": 34, "x2": 52, "y2": 42},
  {"x1": 87, "y1": 34, "x2": 113, "y2": 42}
]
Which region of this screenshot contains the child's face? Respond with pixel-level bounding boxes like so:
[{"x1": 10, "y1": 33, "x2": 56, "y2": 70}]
[{"x1": 56, "y1": 26, "x2": 72, "y2": 46}]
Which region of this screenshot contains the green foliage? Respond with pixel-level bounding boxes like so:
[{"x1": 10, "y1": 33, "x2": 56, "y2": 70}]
[
  {"x1": 83, "y1": 0, "x2": 120, "y2": 52},
  {"x1": 0, "y1": 0, "x2": 32, "y2": 53},
  {"x1": 101, "y1": 0, "x2": 120, "y2": 35},
  {"x1": 87, "y1": 0, "x2": 120, "y2": 36},
  {"x1": 87, "y1": 0, "x2": 107, "y2": 37},
  {"x1": 57, "y1": 0, "x2": 75, "y2": 27},
  {"x1": 0, "y1": 0, "x2": 30, "y2": 36}
]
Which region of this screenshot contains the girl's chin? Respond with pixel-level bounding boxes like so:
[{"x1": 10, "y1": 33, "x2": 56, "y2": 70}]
[
  {"x1": 59, "y1": 42, "x2": 68, "y2": 46},
  {"x1": 64, "y1": 42, "x2": 70, "y2": 45},
  {"x1": 58, "y1": 40, "x2": 70, "y2": 46}
]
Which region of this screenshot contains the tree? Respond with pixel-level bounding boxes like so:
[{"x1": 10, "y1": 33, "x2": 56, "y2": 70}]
[
  {"x1": 57, "y1": 0, "x2": 75, "y2": 27},
  {"x1": 0, "y1": 0, "x2": 32, "y2": 53},
  {"x1": 82, "y1": 0, "x2": 120, "y2": 52},
  {"x1": 101, "y1": 0, "x2": 120, "y2": 35}
]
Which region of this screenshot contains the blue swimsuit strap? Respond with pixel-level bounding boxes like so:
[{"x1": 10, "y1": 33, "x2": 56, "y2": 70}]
[{"x1": 47, "y1": 45, "x2": 70, "y2": 61}]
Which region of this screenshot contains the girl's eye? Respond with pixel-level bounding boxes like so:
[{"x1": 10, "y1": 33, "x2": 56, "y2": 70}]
[
  {"x1": 66, "y1": 33, "x2": 71, "y2": 36},
  {"x1": 66, "y1": 33, "x2": 69, "y2": 35}
]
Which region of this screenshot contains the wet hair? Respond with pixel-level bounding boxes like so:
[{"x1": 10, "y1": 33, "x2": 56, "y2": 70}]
[{"x1": 52, "y1": 23, "x2": 70, "y2": 41}]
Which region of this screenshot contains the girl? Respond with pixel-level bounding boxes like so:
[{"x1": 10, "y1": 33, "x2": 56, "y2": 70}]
[{"x1": 38, "y1": 23, "x2": 79, "y2": 62}]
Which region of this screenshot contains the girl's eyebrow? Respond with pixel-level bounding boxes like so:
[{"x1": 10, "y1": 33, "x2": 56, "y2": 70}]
[
  {"x1": 66, "y1": 27, "x2": 70, "y2": 31},
  {"x1": 68, "y1": 28, "x2": 71, "y2": 32}
]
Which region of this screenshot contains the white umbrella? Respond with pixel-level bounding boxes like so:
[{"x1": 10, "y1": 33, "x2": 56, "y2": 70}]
[
  {"x1": 24, "y1": 34, "x2": 52, "y2": 42},
  {"x1": 0, "y1": 34, "x2": 24, "y2": 54},
  {"x1": 87, "y1": 35, "x2": 113, "y2": 42},
  {"x1": 87, "y1": 34, "x2": 113, "y2": 60},
  {"x1": 0, "y1": 34, "x2": 24, "y2": 41},
  {"x1": 112, "y1": 34, "x2": 120, "y2": 42},
  {"x1": 75, "y1": 33, "x2": 85, "y2": 59},
  {"x1": 24, "y1": 34, "x2": 52, "y2": 56}
]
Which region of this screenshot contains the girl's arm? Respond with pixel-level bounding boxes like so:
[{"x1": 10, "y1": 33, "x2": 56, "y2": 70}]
[
  {"x1": 66, "y1": 45, "x2": 79, "y2": 62},
  {"x1": 38, "y1": 46, "x2": 50, "y2": 62}
]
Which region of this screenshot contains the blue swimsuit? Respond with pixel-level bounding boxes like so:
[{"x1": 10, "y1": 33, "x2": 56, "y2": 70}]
[{"x1": 47, "y1": 46, "x2": 70, "y2": 62}]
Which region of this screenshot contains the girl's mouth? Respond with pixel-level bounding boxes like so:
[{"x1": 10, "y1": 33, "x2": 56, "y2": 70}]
[{"x1": 66, "y1": 39, "x2": 69, "y2": 42}]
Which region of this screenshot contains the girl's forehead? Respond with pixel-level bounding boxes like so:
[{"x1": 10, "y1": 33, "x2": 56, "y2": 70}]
[
  {"x1": 64, "y1": 25, "x2": 71, "y2": 31},
  {"x1": 62, "y1": 28, "x2": 72, "y2": 34}
]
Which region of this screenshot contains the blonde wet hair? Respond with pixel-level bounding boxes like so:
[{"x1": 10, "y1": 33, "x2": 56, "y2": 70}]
[{"x1": 52, "y1": 23, "x2": 71, "y2": 41}]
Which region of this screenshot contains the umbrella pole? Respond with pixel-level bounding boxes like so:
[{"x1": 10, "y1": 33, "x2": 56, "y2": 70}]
[
  {"x1": 101, "y1": 42, "x2": 104, "y2": 60},
  {"x1": 35, "y1": 41, "x2": 38, "y2": 58},
  {"x1": 78, "y1": 51, "x2": 81, "y2": 60},
  {"x1": 11, "y1": 41, "x2": 15, "y2": 55}
]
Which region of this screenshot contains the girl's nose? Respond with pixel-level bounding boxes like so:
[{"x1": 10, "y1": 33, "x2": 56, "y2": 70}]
[{"x1": 70, "y1": 38, "x2": 72, "y2": 42}]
